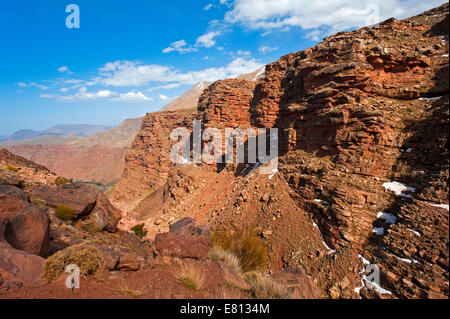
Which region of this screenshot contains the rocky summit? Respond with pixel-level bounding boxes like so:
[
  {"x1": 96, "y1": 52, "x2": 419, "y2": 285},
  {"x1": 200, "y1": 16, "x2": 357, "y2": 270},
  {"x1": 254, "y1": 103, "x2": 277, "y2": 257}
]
[{"x1": 0, "y1": 4, "x2": 448, "y2": 299}]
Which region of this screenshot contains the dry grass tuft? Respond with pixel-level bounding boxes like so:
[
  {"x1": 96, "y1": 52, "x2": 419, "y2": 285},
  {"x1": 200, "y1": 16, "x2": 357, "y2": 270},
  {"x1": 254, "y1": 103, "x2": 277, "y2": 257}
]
[
  {"x1": 42, "y1": 244, "x2": 101, "y2": 283},
  {"x1": 209, "y1": 246, "x2": 242, "y2": 275},
  {"x1": 172, "y1": 262, "x2": 207, "y2": 291},
  {"x1": 117, "y1": 274, "x2": 144, "y2": 298},
  {"x1": 243, "y1": 272, "x2": 292, "y2": 299},
  {"x1": 212, "y1": 225, "x2": 268, "y2": 273},
  {"x1": 214, "y1": 287, "x2": 244, "y2": 299}
]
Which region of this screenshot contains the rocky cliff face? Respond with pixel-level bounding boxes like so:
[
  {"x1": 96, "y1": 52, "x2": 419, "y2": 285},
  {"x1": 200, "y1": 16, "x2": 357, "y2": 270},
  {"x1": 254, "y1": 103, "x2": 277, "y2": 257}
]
[
  {"x1": 109, "y1": 110, "x2": 197, "y2": 216},
  {"x1": 198, "y1": 79, "x2": 256, "y2": 129},
  {"x1": 110, "y1": 4, "x2": 449, "y2": 299}
]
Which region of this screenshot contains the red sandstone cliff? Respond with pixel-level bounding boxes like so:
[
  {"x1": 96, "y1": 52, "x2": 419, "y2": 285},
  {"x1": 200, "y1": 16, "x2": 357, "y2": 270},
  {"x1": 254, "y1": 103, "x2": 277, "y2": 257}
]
[{"x1": 109, "y1": 4, "x2": 449, "y2": 299}]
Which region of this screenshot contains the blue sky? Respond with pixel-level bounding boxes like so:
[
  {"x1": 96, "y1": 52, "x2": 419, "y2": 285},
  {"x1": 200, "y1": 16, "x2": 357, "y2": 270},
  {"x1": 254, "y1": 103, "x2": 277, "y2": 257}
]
[{"x1": 0, "y1": 0, "x2": 444, "y2": 135}]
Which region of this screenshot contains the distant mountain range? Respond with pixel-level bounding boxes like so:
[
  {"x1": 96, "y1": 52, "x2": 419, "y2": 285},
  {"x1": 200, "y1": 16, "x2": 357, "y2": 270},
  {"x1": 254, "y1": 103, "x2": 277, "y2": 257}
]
[{"x1": 0, "y1": 124, "x2": 114, "y2": 144}]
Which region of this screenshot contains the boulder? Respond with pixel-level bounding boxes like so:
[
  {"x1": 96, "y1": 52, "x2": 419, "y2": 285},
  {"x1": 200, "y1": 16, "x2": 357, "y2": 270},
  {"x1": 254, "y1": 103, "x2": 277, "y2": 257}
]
[
  {"x1": 0, "y1": 177, "x2": 21, "y2": 187},
  {"x1": 0, "y1": 185, "x2": 29, "y2": 202},
  {"x1": 0, "y1": 217, "x2": 45, "y2": 286},
  {"x1": 0, "y1": 245, "x2": 45, "y2": 286},
  {"x1": 30, "y1": 183, "x2": 97, "y2": 217},
  {"x1": 0, "y1": 194, "x2": 50, "y2": 257},
  {"x1": 155, "y1": 218, "x2": 211, "y2": 260},
  {"x1": 272, "y1": 267, "x2": 321, "y2": 299},
  {"x1": 117, "y1": 251, "x2": 144, "y2": 271},
  {"x1": 88, "y1": 192, "x2": 121, "y2": 232}
]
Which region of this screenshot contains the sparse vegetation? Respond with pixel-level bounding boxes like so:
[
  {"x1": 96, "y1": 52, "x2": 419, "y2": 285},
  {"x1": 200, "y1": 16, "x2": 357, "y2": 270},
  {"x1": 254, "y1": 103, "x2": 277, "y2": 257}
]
[
  {"x1": 42, "y1": 244, "x2": 101, "y2": 283},
  {"x1": 54, "y1": 205, "x2": 74, "y2": 221},
  {"x1": 79, "y1": 221, "x2": 102, "y2": 234},
  {"x1": 6, "y1": 164, "x2": 19, "y2": 172},
  {"x1": 131, "y1": 223, "x2": 148, "y2": 239},
  {"x1": 55, "y1": 176, "x2": 69, "y2": 186},
  {"x1": 212, "y1": 225, "x2": 268, "y2": 273},
  {"x1": 209, "y1": 246, "x2": 242, "y2": 275},
  {"x1": 172, "y1": 262, "x2": 206, "y2": 291},
  {"x1": 118, "y1": 274, "x2": 143, "y2": 298},
  {"x1": 214, "y1": 287, "x2": 243, "y2": 299},
  {"x1": 243, "y1": 272, "x2": 291, "y2": 299}
]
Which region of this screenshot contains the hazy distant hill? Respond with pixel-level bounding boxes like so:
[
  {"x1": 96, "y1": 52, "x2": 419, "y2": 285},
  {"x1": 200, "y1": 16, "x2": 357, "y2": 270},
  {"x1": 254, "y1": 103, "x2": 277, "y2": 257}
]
[
  {"x1": 0, "y1": 135, "x2": 82, "y2": 146},
  {"x1": 0, "y1": 124, "x2": 114, "y2": 143},
  {"x1": 69, "y1": 117, "x2": 143, "y2": 149},
  {"x1": 6, "y1": 118, "x2": 142, "y2": 184}
]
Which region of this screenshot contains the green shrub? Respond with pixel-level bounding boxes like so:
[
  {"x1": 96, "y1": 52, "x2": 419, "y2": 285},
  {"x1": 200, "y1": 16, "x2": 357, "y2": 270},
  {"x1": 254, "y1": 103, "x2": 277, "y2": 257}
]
[
  {"x1": 55, "y1": 176, "x2": 69, "y2": 186},
  {"x1": 6, "y1": 165, "x2": 19, "y2": 173},
  {"x1": 212, "y1": 225, "x2": 268, "y2": 273},
  {"x1": 42, "y1": 244, "x2": 101, "y2": 283},
  {"x1": 131, "y1": 223, "x2": 148, "y2": 239},
  {"x1": 55, "y1": 205, "x2": 74, "y2": 221}
]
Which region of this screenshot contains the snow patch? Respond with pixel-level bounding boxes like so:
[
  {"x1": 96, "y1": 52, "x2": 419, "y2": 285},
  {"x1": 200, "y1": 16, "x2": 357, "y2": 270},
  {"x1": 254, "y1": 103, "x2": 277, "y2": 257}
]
[
  {"x1": 354, "y1": 255, "x2": 392, "y2": 296},
  {"x1": 314, "y1": 199, "x2": 331, "y2": 206},
  {"x1": 252, "y1": 67, "x2": 265, "y2": 82},
  {"x1": 268, "y1": 167, "x2": 278, "y2": 180},
  {"x1": 429, "y1": 203, "x2": 449, "y2": 211},
  {"x1": 322, "y1": 241, "x2": 336, "y2": 255},
  {"x1": 392, "y1": 253, "x2": 420, "y2": 264},
  {"x1": 418, "y1": 96, "x2": 443, "y2": 102},
  {"x1": 407, "y1": 228, "x2": 421, "y2": 236},
  {"x1": 372, "y1": 227, "x2": 384, "y2": 235},
  {"x1": 382, "y1": 181, "x2": 415, "y2": 198},
  {"x1": 376, "y1": 212, "x2": 396, "y2": 224}
]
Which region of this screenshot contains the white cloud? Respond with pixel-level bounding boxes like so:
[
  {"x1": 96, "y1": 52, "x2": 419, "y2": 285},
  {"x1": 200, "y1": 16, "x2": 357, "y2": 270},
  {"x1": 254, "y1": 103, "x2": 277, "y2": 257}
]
[
  {"x1": 203, "y1": 3, "x2": 213, "y2": 10},
  {"x1": 159, "y1": 94, "x2": 171, "y2": 101},
  {"x1": 98, "y1": 61, "x2": 172, "y2": 87},
  {"x1": 258, "y1": 46, "x2": 278, "y2": 54},
  {"x1": 224, "y1": 0, "x2": 444, "y2": 33},
  {"x1": 195, "y1": 31, "x2": 221, "y2": 48},
  {"x1": 16, "y1": 82, "x2": 49, "y2": 90},
  {"x1": 304, "y1": 30, "x2": 322, "y2": 41},
  {"x1": 114, "y1": 91, "x2": 152, "y2": 102},
  {"x1": 147, "y1": 83, "x2": 181, "y2": 92},
  {"x1": 41, "y1": 86, "x2": 152, "y2": 103},
  {"x1": 58, "y1": 66, "x2": 73, "y2": 74},
  {"x1": 162, "y1": 40, "x2": 197, "y2": 54},
  {"x1": 96, "y1": 58, "x2": 263, "y2": 87},
  {"x1": 236, "y1": 50, "x2": 251, "y2": 56}
]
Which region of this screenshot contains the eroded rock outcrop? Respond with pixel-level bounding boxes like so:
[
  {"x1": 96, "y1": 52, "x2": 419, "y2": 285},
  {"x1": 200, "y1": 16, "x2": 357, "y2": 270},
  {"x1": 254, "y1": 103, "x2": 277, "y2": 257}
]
[{"x1": 155, "y1": 218, "x2": 211, "y2": 260}]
